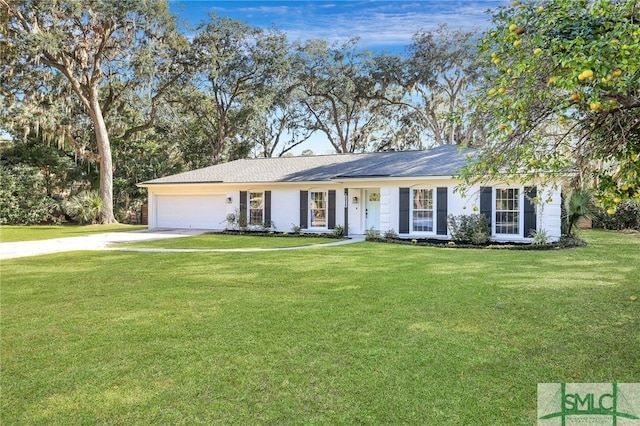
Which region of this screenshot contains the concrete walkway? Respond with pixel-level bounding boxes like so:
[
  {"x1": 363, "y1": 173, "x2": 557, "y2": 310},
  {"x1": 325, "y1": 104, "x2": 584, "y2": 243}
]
[
  {"x1": 0, "y1": 230, "x2": 365, "y2": 260},
  {"x1": 0, "y1": 229, "x2": 207, "y2": 260}
]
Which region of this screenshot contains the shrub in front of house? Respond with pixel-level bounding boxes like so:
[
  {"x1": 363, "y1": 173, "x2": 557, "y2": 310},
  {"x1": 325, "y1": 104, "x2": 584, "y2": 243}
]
[
  {"x1": 365, "y1": 227, "x2": 382, "y2": 241},
  {"x1": 384, "y1": 229, "x2": 399, "y2": 240},
  {"x1": 447, "y1": 214, "x2": 490, "y2": 245},
  {"x1": 332, "y1": 225, "x2": 345, "y2": 237}
]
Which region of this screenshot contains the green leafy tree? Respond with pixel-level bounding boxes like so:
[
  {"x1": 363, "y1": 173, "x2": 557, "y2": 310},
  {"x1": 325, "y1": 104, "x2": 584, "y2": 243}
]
[
  {"x1": 248, "y1": 74, "x2": 317, "y2": 158},
  {"x1": 401, "y1": 25, "x2": 487, "y2": 147},
  {"x1": 174, "y1": 16, "x2": 291, "y2": 165},
  {"x1": 464, "y1": 0, "x2": 640, "y2": 211},
  {"x1": 0, "y1": 137, "x2": 80, "y2": 197},
  {"x1": 1, "y1": 0, "x2": 189, "y2": 223},
  {"x1": 293, "y1": 38, "x2": 401, "y2": 153},
  {"x1": 564, "y1": 189, "x2": 594, "y2": 236},
  {"x1": 111, "y1": 134, "x2": 183, "y2": 221},
  {"x1": 0, "y1": 163, "x2": 61, "y2": 224}
]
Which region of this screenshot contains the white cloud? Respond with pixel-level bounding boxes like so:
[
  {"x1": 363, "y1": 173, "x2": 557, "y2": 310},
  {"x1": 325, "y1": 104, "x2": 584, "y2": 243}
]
[
  {"x1": 283, "y1": 7, "x2": 500, "y2": 48},
  {"x1": 187, "y1": 1, "x2": 507, "y2": 49}
]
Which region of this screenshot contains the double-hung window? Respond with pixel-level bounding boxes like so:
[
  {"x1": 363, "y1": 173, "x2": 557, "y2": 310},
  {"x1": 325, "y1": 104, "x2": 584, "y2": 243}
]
[
  {"x1": 310, "y1": 191, "x2": 327, "y2": 228},
  {"x1": 412, "y1": 188, "x2": 433, "y2": 232},
  {"x1": 495, "y1": 188, "x2": 519, "y2": 235},
  {"x1": 249, "y1": 192, "x2": 264, "y2": 225}
]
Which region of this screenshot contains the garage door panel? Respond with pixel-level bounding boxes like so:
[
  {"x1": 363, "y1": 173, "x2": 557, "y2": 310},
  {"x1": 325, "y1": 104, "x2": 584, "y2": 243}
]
[{"x1": 156, "y1": 195, "x2": 225, "y2": 229}]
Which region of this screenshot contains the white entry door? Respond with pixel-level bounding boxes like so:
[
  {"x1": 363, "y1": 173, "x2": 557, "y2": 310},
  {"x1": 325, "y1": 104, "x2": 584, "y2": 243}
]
[{"x1": 365, "y1": 190, "x2": 380, "y2": 230}]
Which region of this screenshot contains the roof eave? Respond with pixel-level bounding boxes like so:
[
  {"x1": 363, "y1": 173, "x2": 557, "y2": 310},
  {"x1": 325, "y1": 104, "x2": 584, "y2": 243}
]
[
  {"x1": 137, "y1": 180, "x2": 225, "y2": 187},
  {"x1": 330, "y1": 175, "x2": 457, "y2": 183},
  {"x1": 138, "y1": 175, "x2": 468, "y2": 189}
]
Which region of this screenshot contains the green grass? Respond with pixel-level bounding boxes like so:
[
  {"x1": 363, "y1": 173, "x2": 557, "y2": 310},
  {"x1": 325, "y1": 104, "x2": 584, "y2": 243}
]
[
  {"x1": 0, "y1": 224, "x2": 146, "y2": 242},
  {"x1": 123, "y1": 233, "x2": 340, "y2": 249},
  {"x1": 1, "y1": 230, "x2": 638, "y2": 425}
]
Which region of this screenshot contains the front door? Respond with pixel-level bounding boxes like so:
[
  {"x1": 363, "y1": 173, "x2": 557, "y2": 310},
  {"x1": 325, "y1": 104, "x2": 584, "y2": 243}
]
[{"x1": 365, "y1": 189, "x2": 380, "y2": 230}]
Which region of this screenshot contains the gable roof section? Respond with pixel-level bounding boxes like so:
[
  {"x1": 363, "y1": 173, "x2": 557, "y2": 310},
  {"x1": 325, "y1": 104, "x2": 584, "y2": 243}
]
[{"x1": 140, "y1": 144, "x2": 474, "y2": 185}]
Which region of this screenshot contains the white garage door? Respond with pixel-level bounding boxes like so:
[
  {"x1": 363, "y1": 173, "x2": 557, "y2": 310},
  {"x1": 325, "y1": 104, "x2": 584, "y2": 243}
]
[{"x1": 156, "y1": 195, "x2": 225, "y2": 229}]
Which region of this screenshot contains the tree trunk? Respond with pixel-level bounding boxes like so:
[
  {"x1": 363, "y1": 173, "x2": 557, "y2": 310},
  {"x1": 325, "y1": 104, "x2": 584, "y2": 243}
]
[{"x1": 90, "y1": 93, "x2": 117, "y2": 224}]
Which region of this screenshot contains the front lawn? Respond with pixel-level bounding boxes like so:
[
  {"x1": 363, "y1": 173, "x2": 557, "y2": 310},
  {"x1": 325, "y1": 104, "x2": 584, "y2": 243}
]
[
  {"x1": 1, "y1": 230, "x2": 638, "y2": 424},
  {"x1": 0, "y1": 224, "x2": 146, "y2": 242},
  {"x1": 123, "y1": 233, "x2": 340, "y2": 249}
]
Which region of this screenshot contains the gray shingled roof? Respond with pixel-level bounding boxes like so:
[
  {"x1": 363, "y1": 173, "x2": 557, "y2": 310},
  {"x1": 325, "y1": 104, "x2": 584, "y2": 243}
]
[{"x1": 140, "y1": 144, "x2": 475, "y2": 185}]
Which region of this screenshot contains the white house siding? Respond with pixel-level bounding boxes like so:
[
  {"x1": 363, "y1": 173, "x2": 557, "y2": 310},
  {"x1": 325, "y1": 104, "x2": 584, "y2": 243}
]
[
  {"x1": 269, "y1": 189, "x2": 301, "y2": 232},
  {"x1": 364, "y1": 180, "x2": 561, "y2": 242},
  {"x1": 383, "y1": 178, "x2": 465, "y2": 238},
  {"x1": 385, "y1": 186, "x2": 399, "y2": 235},
  {"x1": 146, "y1": 179, "x2": 561, "y2": 242},
  {"x1": 538, "y1": 185, "x2": 562, "y2": 241},
  {"x1": 346, "y1": 188, "x2": 362, "y2": 234},
  {"x1": 379, "y1": 186, "x2": 392, "y2": 232},
  {"x1": 222, "y1": 183, "x2": 344, "y2": 233}
]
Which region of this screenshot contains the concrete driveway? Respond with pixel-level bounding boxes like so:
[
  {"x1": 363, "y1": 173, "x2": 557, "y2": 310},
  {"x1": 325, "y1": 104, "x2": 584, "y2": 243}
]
[{"x1": 0, "y1": 229, "x2": 207, "y2": 260}]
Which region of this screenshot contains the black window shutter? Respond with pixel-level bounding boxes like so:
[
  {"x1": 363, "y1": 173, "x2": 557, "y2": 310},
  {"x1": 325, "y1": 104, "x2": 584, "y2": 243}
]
[
  {"x1": 436, "y1": 187, "x2": 448, "y2": 235},
  {"x1": 523, "y1": 186, "x2": 537, "y2": 237},
  {"x1": 240, "y1": 191, "x2": 248, "y2": 217},
  {"x1": 328, "y1": 190, "x2": 336, "y2": 229},
  {"x1": 264, "y1": 191, "x2": 271, "y2": 225},
  {"x1": 399, "y1": 188, "x2": 410, "y2": 234},
  {"x1": 299, "y1": 191, "x2": 308, "y2": 229},
  {"x1": 480, "y1": 186, "x2": 492, "y2": 228}
]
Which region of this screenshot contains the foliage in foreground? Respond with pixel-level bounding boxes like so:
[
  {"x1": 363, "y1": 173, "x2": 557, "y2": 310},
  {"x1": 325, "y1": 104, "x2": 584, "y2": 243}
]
[
  {"x1": 0, "y1": 164, "x2": 61, "y2": 225},
  {"x1": 1, "y1": 231, "x2": 637, "y2": 424},
  {"x1": 593, "y1": 199, "x2": 640, "y2": 230},
  {"x1": 465, "y1": 0, "x2": 640, "y2": 208}
]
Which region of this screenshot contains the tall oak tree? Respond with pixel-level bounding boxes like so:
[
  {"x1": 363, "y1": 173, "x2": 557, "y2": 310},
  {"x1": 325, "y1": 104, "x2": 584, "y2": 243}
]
[{"x1": 1, "y1": 0, "x2": 189, "y2": 222}]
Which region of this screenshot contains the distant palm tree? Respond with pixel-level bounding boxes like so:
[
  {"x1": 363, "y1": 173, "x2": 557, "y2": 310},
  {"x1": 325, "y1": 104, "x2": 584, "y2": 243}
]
[
  {"x1": 64, "y1": 191, "x2": 103, "y2": 224},
  {"x1": 565, "y1": 190, "x2": 593, "y2": 237}
]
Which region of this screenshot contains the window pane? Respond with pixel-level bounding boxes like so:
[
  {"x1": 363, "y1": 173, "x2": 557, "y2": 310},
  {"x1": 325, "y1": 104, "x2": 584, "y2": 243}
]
[
  {"x1": 495, "y1": 188, "x2": 519, "y2": 234},
  {"x1": 413, "y1": 189, "x2": 433, "y2": 209},
  {"x1": 250, "y1": 193, "x2": 263, "y2": 209},
  {"x1": 312, "y1": 209, "x2": 326, "y2": 227},
  {"x1": 413, "y1": 190, "x2": 423, "y2": 209},
  {"x1": 310, "y1": 191, "x2": 326, "y2": 227},
  {"x1": 413, "y1": 210, "x2": 433, "y2": 232},
  {"x1": 249, "y1": 192, "x2": 264, "y2": 225},
  {"x1": 250, "y1": 210, "x2": 263, "y2": 225},
  {"x1": 412, "y1": 189, "x2": 433, "y2": 232},
  {"x1": 311, "y1": 192, "x2": 325, "y2": 209}
]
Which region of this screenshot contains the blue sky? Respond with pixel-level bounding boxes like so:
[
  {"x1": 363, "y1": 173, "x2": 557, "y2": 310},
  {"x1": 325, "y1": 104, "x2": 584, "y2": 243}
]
[
  {"x1": 167, "y1": 1, "x2": 509, "y2": 154},
  {"x1": 169, "y1": 1, "x2": 508, "y2": 51}
]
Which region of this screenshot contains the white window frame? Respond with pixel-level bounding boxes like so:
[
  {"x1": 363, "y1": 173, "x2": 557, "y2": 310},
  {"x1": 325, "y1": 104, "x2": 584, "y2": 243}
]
[
  {"x1": 494, "y1": 187, "x2": 522, "y2": 236},
  {"x1": 411, "y1": 188, "x2": 434, "y2": 234},
  {"x1": 309, "y1": 191, "x2": 328, "y2": 229},
  {"x1": 248, "y1": 191, "x2": 264, "y2": 226}
]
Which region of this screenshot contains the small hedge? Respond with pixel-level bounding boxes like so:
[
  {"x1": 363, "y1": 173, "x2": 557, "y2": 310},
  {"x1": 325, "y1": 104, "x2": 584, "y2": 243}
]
[
  {"x1": 371, "y1": 235, "x2": 586, "y2": 250},
  {"x1": 592, "y1": 200, "x2": 640, "y2": 231},
  {"x1": 447, "y1": 214, "x2": 490, "y2": 244}
]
